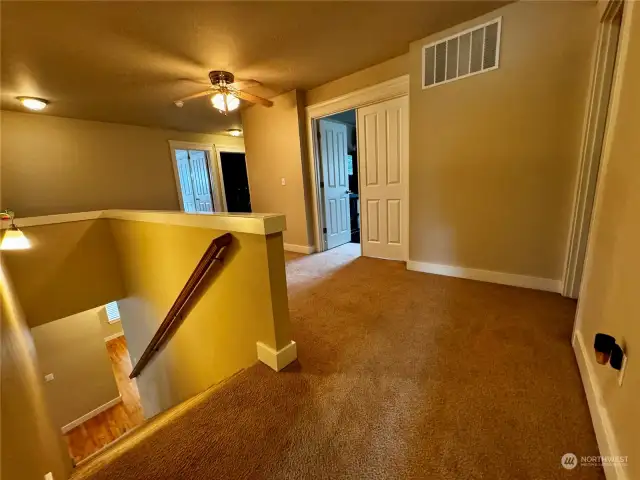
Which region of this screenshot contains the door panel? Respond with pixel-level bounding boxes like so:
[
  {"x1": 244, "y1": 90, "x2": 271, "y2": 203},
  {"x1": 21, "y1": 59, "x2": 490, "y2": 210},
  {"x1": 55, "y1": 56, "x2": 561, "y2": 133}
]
[
  {"x1": 175, "y1": 149, "x2": 197, "y2": 212},
  {"x1": 320, "y1": 120, "x2": 352, "y2": 249},
  {"x1": 188, "y1": 150, "x2": 214, "y2": 213},
  {"x1": 357, "y1": 96, "x2": 408, "y2": 261}
]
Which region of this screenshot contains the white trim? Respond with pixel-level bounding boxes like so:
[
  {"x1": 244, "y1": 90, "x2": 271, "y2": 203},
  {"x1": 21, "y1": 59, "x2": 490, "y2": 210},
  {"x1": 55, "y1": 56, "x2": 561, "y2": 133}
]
[
  {"x1": 406, "y1": 260, "x2": 561, "y2": 293},
  {"x1": 61, "y1": 396, "x2": 122, "y2": 434},
  {"x1": 283, "y1": 243, "x2": 315, "y2": 254},
  {"x1": 256, "y1": 341, "x2": 297, "y2": 372},
  {"x1": 212, "y1": 144, "x2": 248, "y2": 213},
  {"x1": 573, "y1": 331, "x2": 628, "y2": 480},
  {"x1": 306, "y1": 75, "x2": 410, "y2": 254},
  {"x1": 168, "y1": 140, "x2": 223, "y2": 213},
  {"x1": 421, "y1": 17, "x2": 502, "y2": 90},
  {"x1": 104, "y1": 331, "x2": 125, "y2": 343},
  {"x1": 10, "y1": 210, "x2": 287, "y2": 236},
  {"x1": 562, "y1": 1, "x2": 624, "y2": 299}
]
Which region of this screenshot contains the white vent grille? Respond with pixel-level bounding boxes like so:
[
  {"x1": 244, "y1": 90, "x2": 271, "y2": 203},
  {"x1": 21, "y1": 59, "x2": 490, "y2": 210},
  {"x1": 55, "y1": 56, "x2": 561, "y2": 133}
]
[{"x1": 422, "y1": 17, "x2": 501, "y2": 89}]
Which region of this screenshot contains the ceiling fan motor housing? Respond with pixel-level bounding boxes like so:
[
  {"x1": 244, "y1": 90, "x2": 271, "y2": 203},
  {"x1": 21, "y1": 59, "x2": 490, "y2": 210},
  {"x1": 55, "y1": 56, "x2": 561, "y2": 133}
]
[{"x1": 209, "y1": 70, "x2": 235, "y2": 86}]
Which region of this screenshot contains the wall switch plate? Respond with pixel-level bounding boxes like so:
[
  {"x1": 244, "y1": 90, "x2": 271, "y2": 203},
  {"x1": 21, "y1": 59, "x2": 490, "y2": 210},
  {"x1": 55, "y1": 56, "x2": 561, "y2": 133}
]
[
  {"x1": 618, "y1": 352, "x2": 628, "y2": 387},
  {"x1": 281, "y1": 177, "x2": 286, "y2": 186},
  {"x1": 44, "y1": 472, "x2": 54, "y2": 480},
  {"x1": 44, "y1": 373, "x2": 54, "y2": 382}
]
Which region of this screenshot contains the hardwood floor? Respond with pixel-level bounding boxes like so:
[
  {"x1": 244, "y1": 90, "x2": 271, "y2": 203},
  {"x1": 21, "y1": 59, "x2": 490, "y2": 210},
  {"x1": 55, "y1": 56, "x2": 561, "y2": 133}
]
[{"x1": 64, "y1": 335, "x2": 145, "y2": 465}]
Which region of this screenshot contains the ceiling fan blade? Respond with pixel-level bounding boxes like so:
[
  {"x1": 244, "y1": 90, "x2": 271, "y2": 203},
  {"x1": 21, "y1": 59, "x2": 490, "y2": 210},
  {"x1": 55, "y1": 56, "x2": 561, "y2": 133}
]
[
  {"x1": 232, "y1": 79, "x2": 261, "y2": 90},
  {"x1": 175, "y1": 87, "x2": 216, "y2": 104},
  {"x1": 231, "y1": 89, "x2": 273, "y2": 107}
]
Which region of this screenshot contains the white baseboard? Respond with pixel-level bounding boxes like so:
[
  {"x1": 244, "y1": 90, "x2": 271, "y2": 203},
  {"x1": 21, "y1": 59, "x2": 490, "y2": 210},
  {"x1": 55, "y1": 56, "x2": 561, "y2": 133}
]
[
  {"x1": 574, "y1": 331, "x2": 627, "y2": 480},
  {"x1": 61, "y1": 395, "x2": 122, "y2": 434},
  {"x1": 256, "y1": 340, "x2": 297, "y2": 372},
  {"x1": 283, "y1": 243, "x2": 315, "y2": 254},
  {"x1": 406, "y1": 260, "x2": 561, "y2": 293},
  {"x1": 104, "y1": 331, "x2": 125, "y2": 343}
]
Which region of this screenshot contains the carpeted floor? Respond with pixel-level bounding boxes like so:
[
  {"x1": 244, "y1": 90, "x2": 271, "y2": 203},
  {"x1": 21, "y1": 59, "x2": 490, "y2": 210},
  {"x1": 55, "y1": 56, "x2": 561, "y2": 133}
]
[{"x1": 73, "y1": 244, "x2": 603, "y2": 479}]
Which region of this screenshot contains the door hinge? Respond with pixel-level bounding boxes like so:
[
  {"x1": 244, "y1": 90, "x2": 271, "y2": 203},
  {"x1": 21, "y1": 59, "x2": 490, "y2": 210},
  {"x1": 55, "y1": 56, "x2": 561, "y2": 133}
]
[
  {"x1": 320, "y1": 181, "x2": 324, "y2": 188},
  {"x1": 323, "y1": 227, "x2": 327, "y2": 234}
]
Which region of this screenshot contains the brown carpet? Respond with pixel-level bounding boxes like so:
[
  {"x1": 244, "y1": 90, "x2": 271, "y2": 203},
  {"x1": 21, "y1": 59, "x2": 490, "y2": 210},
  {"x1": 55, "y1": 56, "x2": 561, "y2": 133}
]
[{"x1": 74, "y1": 244, "x2": 603, "y2": 479}]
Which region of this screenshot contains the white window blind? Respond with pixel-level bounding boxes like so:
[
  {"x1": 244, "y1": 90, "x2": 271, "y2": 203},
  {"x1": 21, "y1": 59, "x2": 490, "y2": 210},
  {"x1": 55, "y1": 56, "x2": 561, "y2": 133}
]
[
  {"x1": 422, "y1": 17, "x2": 502, "y2": 89},
  {"x1": 105, "y1": 301, "x2": 121, "y2": 323}
]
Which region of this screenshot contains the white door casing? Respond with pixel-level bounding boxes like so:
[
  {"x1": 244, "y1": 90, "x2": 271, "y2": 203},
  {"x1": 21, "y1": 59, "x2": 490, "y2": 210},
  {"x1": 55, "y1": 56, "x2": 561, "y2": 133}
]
[
  {"x1": 175, "y1": 149, "x2": 197, "y2": 212},
  {"x1": 357, "y1": 96, "x2": 409, "y2": 261},
  {"x1": 319, "y1": 120, "x2": 352, "y2": 249}
]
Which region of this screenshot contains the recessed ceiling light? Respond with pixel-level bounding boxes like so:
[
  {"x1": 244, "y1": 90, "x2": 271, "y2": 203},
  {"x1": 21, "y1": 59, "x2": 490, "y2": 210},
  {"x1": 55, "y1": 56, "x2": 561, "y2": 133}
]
[
  {"x1": 227, "y1": 128, "x2": 243, "y2": 137},
  {"x1": 17, "y1": 96, "x2": 49, "y2": 111}
]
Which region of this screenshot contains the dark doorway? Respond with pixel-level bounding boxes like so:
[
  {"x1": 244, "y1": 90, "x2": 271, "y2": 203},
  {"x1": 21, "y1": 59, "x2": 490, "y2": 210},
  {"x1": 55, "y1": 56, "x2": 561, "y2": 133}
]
[{"x1": 219, "y1": 152, "x2": 251, "y2": 213}]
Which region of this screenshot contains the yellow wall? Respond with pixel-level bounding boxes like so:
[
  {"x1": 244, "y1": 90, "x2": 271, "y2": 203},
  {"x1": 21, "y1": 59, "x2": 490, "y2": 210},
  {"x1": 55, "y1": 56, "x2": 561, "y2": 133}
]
[
  {"x1": 408, "y1": 1, "x2": 598, "y2": 280},
  {"x1": 0, "y1": 111, "x2": 244, "y2": 217},
  {"x1": 1, "y1": 262, "x2": 71, "y2": 480},
  {"x1": 242, "y1": 90, "x2": 313, "y2": 247},
  {"x1": 306, "y1": 54, "x2": 409, "y2": 106},
  {"x1": 576, "y1": 2, "x2": 640, "y2": 476},
  {"x1": 3, "y1": 219, "x2": 125, "y2": 327},
  {"x1": 109, "y1": 219, "x2": 292, "y2": 417},
  {"x1": 31, "y1": 308, "x2": 120, "y2": 430}
]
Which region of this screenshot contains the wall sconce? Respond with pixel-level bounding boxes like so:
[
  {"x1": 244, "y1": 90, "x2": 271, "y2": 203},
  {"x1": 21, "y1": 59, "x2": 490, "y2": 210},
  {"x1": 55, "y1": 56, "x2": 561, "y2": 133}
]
[{"x1": 0, "y1": 210, "x2": 31, "y2": 250}]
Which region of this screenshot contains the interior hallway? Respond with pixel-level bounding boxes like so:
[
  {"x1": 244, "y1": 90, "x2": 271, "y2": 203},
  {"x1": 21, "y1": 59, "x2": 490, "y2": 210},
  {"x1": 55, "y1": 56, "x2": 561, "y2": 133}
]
[
  {"x1": 73, "y1": 245, "x2": 603, "y2": 479},
  {"x1": 64, "y1": 336, "x2": 144, "y2": 465}
]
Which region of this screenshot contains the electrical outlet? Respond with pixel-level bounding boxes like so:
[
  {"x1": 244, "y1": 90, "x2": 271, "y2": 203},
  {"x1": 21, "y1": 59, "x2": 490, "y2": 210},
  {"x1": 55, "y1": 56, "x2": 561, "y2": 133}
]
[
  {"x1": 44, "y1": 373, "x2": 54, "y2": 382},
  {"x1": 44, "y1": 472, "x2": 54, "y2": 480},
  {"x1": 281, "y1": 177, "x2": 286, "y2": 186},
  {"x1": 618, "y1": 352, "x2": 628, "y2": 387}
]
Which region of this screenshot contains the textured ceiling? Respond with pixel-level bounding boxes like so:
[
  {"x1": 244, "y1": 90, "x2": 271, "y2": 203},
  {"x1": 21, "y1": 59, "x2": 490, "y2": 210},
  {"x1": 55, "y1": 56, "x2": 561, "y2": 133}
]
[{"x1": 1, "y1": 1, "x2": 506, "y2": 134}]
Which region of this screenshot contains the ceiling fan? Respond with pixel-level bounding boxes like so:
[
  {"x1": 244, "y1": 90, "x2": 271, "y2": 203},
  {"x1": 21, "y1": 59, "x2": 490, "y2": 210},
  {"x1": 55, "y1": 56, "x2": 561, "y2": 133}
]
[{"x1": 174, "y1": 70, "x2": 273, "y2": 113}]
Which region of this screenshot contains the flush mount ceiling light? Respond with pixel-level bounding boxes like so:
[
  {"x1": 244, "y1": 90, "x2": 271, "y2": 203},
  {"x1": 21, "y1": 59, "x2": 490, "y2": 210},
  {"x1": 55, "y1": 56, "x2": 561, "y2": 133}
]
[
  {"x1": 227, "y1": 128, "x2": 243, "y2": 137},
  {"x1": 211, "y1": 92, "x2": 240, "y2": 113},
  {"x1": 0, "y1": 210, "x2": 30, "y2": 250},
  {"x1": 16, "y1": 96, "x2": 49, "y2": 111}
]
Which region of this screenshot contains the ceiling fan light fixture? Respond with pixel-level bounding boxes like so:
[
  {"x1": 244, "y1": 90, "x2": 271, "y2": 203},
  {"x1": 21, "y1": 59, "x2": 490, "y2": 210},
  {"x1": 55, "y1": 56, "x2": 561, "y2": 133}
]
[
  {"x1": 211, "y1": 92, "x2": 239, "y2": 113},
  {"x1": 17, "y1": 96, "x2": 48, "y2": 111}
]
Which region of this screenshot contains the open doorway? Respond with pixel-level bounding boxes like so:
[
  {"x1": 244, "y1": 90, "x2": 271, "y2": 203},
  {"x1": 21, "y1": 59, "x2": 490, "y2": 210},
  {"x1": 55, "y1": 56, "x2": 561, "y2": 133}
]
[
  {"x1": 31, "y1": 301, "x2": 144, "y2": 466},
  {"x1": 318, "y1": 109, "x2": 360, "y2": 252},
  {"x1": 563, "y1": 1, "x2": 624, "y2": 298},
  {"x1": 308, "y1": 83, "x2": 409, "y2": 261},
  {"x1": 215, "y1": 146, "x2": 252, "y2": 213}
]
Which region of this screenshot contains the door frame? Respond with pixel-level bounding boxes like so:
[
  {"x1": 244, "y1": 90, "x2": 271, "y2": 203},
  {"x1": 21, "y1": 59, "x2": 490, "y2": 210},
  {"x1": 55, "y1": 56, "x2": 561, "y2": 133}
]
[
  {"x1": 212, "y1": 144, "x2": 248, "y2": 212},
  {"x1": 561, "y1": 0, "x2": 624, "y2": 298},
  {"x1": 168, "y1": 140, "x2": 223, "y2": 212},
  {"x1": 305, "y1": 75, "x2": 410, "y2": 255}
]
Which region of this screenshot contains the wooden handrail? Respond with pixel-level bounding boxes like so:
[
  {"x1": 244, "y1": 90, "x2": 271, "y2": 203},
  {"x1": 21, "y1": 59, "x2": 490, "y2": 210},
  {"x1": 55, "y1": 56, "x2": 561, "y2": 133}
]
[{"x1": 130, "y1": 232, "x2": 233, "y2": 379}]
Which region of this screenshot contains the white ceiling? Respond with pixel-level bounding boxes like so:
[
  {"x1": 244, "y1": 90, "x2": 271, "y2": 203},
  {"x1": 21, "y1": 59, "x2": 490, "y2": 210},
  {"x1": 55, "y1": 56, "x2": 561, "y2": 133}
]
[{"x1": 0, "y1": 1, "x2": 506, "y2": 134}]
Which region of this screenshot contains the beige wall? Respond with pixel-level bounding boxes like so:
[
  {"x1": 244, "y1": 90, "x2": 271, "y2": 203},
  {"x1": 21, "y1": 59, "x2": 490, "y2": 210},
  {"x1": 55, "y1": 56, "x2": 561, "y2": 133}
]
[
  {"x1": 408, "y1": 1, "x2": 598, "y2": 280},
  {"x1": 242, "y1": 90, "x2": 313, "y2": 247},
  {"x1": 0, "y1": 111, "x2": 244, "y2": 217},
  {"x1": 1, "y1": 262, "x2": 71, "y2": 480},
  {"x1": 306, "y1": 54, "x2": 409, "y2": 105},
  {"x1": 576, "y1": 2, "x2": 640, "y2": 477},
  {"x1": 109, "y1": 219, "x2": 292, "y2": 417},
  {"x1": 3, "y1": 219, "x2": 125, "y2": 328},
  {"x1": 31, "y1": 308, "x2": 120, "y2": 430}
]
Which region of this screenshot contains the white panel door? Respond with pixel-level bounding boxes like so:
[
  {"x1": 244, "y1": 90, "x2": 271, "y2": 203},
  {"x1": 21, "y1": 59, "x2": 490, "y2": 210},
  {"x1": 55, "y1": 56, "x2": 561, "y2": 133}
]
[
  {"x1": 357, "y1": 96, "x2": 409, "y2": 261},
  {"x1": 188, "y1": 150, "x2": 214, "y2": 213},
  {"x1": 175, "y1": 149, "x2": 197, "y2": 212},
  {"x1": 319, "y1": 119, "x2": 352, "y2": 249}
]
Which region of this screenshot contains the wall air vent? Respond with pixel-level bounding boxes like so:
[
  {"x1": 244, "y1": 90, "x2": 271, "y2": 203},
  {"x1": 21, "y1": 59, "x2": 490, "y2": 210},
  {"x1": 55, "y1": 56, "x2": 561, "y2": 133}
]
[{"x1": 422, "y1": 17, "x2": 502, "y2": 89}]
